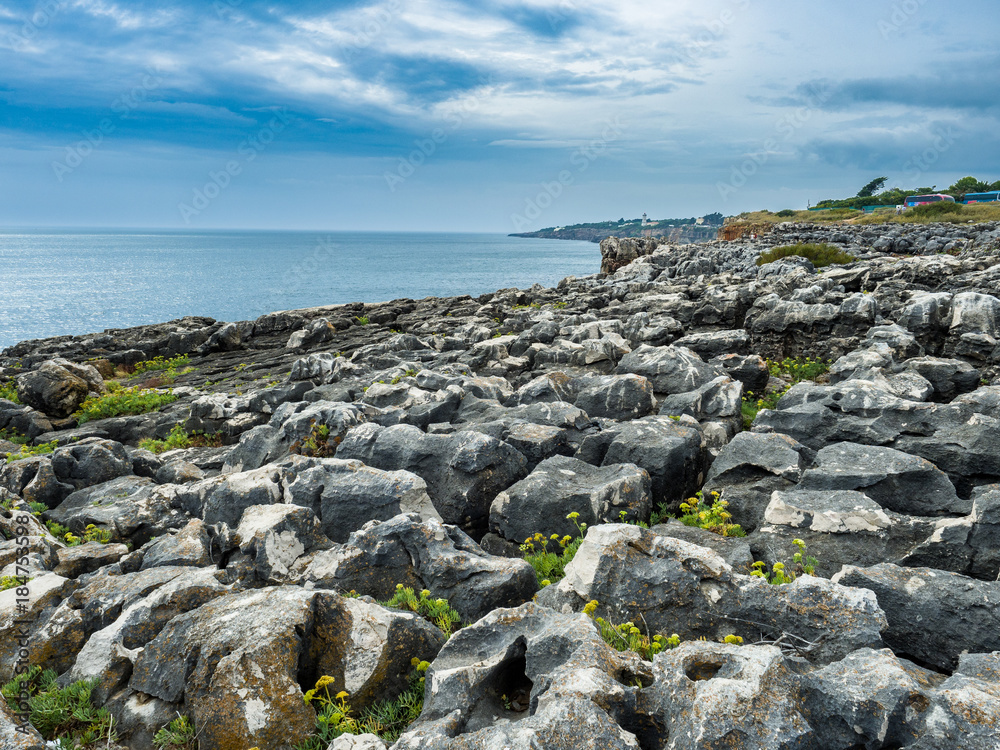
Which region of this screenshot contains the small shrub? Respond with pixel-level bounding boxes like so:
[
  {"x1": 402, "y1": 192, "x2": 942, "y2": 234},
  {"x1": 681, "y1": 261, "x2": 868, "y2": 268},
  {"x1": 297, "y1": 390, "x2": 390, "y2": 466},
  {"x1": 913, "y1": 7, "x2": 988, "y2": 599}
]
[
  {"x1": 295, "y1": 664, "x2": 428, "y2": 749},
  {"x1": 586, "y1": 602, "x2": 682, "y2": 660},
  {"x1": 0, "y1": 427, "x2": 29, "y2": 445},
  {"x1": 768, "y1": 356, "x2": 830, "y2": 383},
  {"x1": 139, "y1": 424, "x2": 223, "y2": 454},
  {"x1": 1, "y1": 575, "x2": 30, "y2": 591},
  {"x1": 750, "y1": 539, "x2": 818, "y2": 585},
  {"x1": 521, "y1": 512, "x2": 587, "y2": 587},
  {"x1": 382, "y1": 586, "x2": 462, "y2": 636},
  {"x1": 289, "y1": 421, "x2": 338, "y2": 458},
  {"x1": 0, "y1": 379, "x2": 20, "y2": 404},
  {"x1": 756, "y1": 243, "x2": 856, "y2": 268},
  {"x1": 678, "y1": 492, "x2": 745, "y2": 537},
  {"x1": 355, "y1": 316, "x2": 370, "y2": 326},
  {"x1": 6, "y1": 440, "x2": 58, "y2": 462},
  {"x1": 153, "y1": 715, "x2": 198, "y2": 749},
  {"x1": 75, "y1": 387, "x2": 177, "y2": 424},
  {"x1": 1, "y1": 667, "x2": 118, "y2": 745},
  {"x1": 775, "y1": 209, "x2": 796, "y2": 217},
  {"x1": 909, "y1": 201, "x2": 962, "y2": 217}
]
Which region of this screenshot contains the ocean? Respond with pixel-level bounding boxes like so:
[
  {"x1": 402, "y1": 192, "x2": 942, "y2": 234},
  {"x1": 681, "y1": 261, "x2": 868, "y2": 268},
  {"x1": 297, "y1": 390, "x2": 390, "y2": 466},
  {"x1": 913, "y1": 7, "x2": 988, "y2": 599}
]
[{"x1": 0, "y1": 230, "x2": 600, "y2": 350}]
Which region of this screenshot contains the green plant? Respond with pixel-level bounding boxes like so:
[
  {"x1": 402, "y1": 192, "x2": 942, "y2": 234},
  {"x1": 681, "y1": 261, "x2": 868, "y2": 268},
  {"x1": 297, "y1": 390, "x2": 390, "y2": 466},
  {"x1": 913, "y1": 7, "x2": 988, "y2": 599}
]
[
  {"x1": 552, "y1": 301, "x2": 569, "y2": 309},
  {"x1": 2, "y1": 667, "x2": 118, "y2": 746},
  {"x1": 6, "y1": 440, "x2": 58, "y2": 462},
  {"x1": 756, "y1": 243, "x2": 856, "y2": 268},
  {"x1": 153, "y1": 715, "x2": 197, "y2": 749},
  {"x1": 75, "y1": 387, "x2": 177, "y2": 424},
  {"x1": 521, "y1": 513, "x2": 587, "y2": 587},
  {"x1": 382, "y1": 585, "x2": 462, "y2": 636},
  {"x1": 139, "y1": 424, "x2": 223, "y2": 454},
  {"x1": 750, "y1": 539, "x2": 818, "y2": 585},
  {"x1": 356, "y1": 316, "x2": 370, "y2": 326},
  {"x1": 295, "y1": 664, "x2": 428, "y2": 749},
  {"x1": 678, "y1": 492, "x2": 745, "y2": 537},
  {"x1": 0, "y1": 379, "x2": 20, "y2": 403},
  {"x1": 909, "y1": 201, "x2": 963, "y2": 218},
  {"x1": 1, "y1": 575, "x2": 30, "y2": 591},
  {"x1": 133, "y1": 355, "x2": 191, "y2": 375},
  {"x1": 775, "y1": 209, "x2": 796, "y2": 218},
  {"x1": 0, "y1": 427, "x2": 29, "y2": 445},
  {"x1": 741, "y1": 357, "x2": 830, "y2": 429},
  {"x1": 289, "y1": 421, "x2": 337, "y2": 458}
]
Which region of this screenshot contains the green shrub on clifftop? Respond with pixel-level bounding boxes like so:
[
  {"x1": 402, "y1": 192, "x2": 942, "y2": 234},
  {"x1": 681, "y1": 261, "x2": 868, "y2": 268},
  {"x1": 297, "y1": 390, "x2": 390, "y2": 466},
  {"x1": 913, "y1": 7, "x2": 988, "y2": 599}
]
[
  {"x1": 756, "y1": 243, "x2": 856, "y2": 268},
  {"x1": 75, "y1": 384, "x2": 177, "y2": 424}
]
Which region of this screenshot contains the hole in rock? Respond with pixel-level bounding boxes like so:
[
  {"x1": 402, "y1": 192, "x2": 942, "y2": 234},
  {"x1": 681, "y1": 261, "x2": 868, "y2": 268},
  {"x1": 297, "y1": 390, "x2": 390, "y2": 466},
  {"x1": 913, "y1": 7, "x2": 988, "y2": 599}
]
[
  {"x1": 684, "y1": 657, "x2": 724, "y2": 682},
  {"x1": 614, "y1": 691, "x2": 668, "y2": 750},
  {"x1": 457, "y1": 637, "x2": 534, "y2": 735}
]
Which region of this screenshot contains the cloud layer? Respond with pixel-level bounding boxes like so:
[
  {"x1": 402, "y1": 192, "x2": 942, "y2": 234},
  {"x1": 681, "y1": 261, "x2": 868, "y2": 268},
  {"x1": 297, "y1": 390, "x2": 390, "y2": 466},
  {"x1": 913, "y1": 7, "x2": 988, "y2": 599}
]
[{"x1": 0, "y1": 0, "x2": 997, "y2": 230}]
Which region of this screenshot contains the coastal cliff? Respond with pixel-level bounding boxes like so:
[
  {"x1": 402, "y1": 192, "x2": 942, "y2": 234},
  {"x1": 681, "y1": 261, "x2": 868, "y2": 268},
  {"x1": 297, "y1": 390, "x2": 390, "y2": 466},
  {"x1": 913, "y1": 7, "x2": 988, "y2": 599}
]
[
  {"x1": 4, "y1": 220, "x2": 1000, "y2": 748},
  {"x1": 512, "y1": 222, "x2": 721, "y2": 244}
]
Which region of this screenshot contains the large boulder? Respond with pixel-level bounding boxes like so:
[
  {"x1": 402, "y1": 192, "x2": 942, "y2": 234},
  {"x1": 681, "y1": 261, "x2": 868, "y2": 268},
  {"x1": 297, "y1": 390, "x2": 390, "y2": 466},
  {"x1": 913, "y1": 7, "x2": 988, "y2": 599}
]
[
  {"x1": 129, "y1": 587, "x2": 446, "y2": 750},
  {"x1": 833, "y1": 563, "x2": 1000, "y2": 671},
  {"x1": 336, "y1": 424, "x2": 528, "y2": 538},
  {"x1": 292, "y1": 514, "x2": 537, "y2": 623},
  {"x1": 15, "y1": 360, "x2": 96, "y2": 418},
  {"x1": 538, "y1": 524, "x2": 886, "y2": 663},
  {"x1": 489, "y1": 455, "x2": 651, "y2": 544},
  {"x1": 615, "y1": 345, "x2": 722, "y2": 395}
]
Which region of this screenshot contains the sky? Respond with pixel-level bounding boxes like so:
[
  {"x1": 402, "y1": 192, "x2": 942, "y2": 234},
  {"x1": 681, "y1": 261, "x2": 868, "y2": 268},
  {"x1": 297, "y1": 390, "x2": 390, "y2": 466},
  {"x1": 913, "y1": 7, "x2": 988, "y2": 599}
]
[{"x1": 0, "y1": 0, "x2": 998, "y2": 232}]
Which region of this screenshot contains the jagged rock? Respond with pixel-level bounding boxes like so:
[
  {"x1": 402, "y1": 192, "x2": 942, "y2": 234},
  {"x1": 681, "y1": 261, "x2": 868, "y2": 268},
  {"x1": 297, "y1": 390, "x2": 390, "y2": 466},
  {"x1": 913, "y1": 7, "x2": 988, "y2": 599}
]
[
  {"x1": 129, "y1": 587, "x2": 445, "y2": 750},
  {"x1": 796, "y1": 442, "x2": 966, "y2": 517},
  {"x1": 577, "y1": 415, "x2": 706, "y2": 508},
  {"x1": 0, "y1": 699, "x2": 45, "y2": 749},
  {"x1": 906, "y1": 652, "x2": 1000, "y2": 749},
  {"x1": 234, "y1": 503, "x2": 331, "y2": 583},
  {"x1": 615, "y1": 344, "x2": 722, "y2": 394},
  {"x1": 650, "y1": 642, "x2": 814, "y2": 749},
  {"x1": 293, "y1": 513, "x2": 537, "y2": 622},
  {"x1": 222, "y1": 400, "x2": 368, "y2": 472},
  {"x1": 286, "y1": 317, "x2": 337, "y2": 349},
  {"x1": 0, "y1": 572, "x2": 74, "y2": 681},
  {"x1": 802, "y1": 647, "x2": 938, "y2": 749},
  {"x1": 538, "y1": 524, "x2": 886, "y2": 663},
  {"x1": 394, "y1": 601, "x2": 648, "y2": 749},
  {"x1": 336, "y1": 423, "x2": 527, "y2": 537},
  {"x1": 701, "y1": 431, "x2": 814, "y2": 532},
  {"x1": 673, "y1": 328, "x2": 750, "y2": 357},
  {"x1": 710, "y1": 352, "x2": 770, "y2": 395},
  {"x1": 330, "y1": 735, "x2": 387, "y2": 750},
  {"x1": 53, "y1": 541, "x2": 129, "y2": 578},
  {"x1": 507, "y1": 371, "x2": 575, "y2": 406},
  {"x1": 489, "y1": 455, "x2": 651, "y2": 544},
  {"x1": 902, "y1": 356, "x2": 981, "y2": 401},
  {"x1": 15, "y1": 360, "x2": 93, "y2": 417},
  {"x1": 500, "y1": 422, "x2": 571, "y2": 471},
  {"x1": 650, "y1": 519, "x2": 754, "y2": 571},
  {"x1": 139, "y1": 518, "x2": 214, "y2": 570},
  {"x1": 572, "y1": 373, "x2": 655, "y2": 421},
  {"x1": 657, "y1": 375, "x2": 743, "y2": 434},
  {"x1": 833, "y1": 563, "x2": 1000, "y2": 671},
  {"x1": 48, "y1": 476, "x2": 189, "y2": 546},
  {"x1": 0, "y1": 399, "x2": 53, "y2": 440}
]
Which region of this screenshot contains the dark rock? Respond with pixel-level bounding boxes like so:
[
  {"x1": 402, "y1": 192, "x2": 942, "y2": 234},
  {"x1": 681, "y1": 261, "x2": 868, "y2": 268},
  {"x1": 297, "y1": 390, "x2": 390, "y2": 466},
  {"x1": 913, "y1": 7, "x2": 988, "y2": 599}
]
[
  {"x1": 572, "y1": 373, "x2": 655, "y2": 421},
  {"x1": 15, "y1": 360, "x2": 91, "y2": 417},
  {"x1": 489, "y1": 455, "x2": 651, "y2": 544},
  {"x1": 833, "y1": 563, "x2": 1000, "y2": 671},
  {"x1": 615, "y1": 344, "x2": 722, "y2": 395}
]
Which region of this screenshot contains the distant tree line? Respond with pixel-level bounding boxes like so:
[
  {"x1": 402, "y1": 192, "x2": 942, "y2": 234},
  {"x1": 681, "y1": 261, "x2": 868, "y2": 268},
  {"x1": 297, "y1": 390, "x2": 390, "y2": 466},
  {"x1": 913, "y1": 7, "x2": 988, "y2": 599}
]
[
  {"x1": 815, "y1": 176, "x2": 1000, "y2": 210},
  {"x1": 538, "y1": 212, "x2": 724, "y2": 232}
]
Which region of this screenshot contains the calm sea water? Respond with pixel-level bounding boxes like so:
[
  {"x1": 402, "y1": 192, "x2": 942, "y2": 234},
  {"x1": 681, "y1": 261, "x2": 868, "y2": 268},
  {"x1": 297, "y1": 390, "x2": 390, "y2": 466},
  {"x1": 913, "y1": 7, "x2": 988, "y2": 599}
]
[{"x1": 0, "y1": 230, "x2": 600, "y2": 350}]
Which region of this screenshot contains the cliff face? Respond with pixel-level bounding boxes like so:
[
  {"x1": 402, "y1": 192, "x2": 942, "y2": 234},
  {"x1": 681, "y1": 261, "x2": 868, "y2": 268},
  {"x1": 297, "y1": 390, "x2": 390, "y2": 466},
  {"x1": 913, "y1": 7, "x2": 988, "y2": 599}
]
[{"x1": 512, "y1": 223, "x2": 720, "y2": 244}]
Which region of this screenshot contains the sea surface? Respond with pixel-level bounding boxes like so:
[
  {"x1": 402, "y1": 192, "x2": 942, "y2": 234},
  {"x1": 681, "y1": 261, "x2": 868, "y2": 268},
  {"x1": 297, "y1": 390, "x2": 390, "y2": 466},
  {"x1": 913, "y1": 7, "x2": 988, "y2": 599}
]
[{"x1": 0, "y1": 230, "x2": 600, "y2": 350}]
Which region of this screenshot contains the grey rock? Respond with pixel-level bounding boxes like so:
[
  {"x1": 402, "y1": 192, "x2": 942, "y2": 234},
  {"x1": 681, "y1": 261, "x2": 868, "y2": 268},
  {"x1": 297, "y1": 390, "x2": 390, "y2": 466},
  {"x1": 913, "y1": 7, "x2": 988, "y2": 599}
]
[
  {"x1": 673, "y1": 328, "x2": 750, "y2": 357},
  {"x1": 53, "y1": 541, "x2": 129, "y2": 578},
  {"x1": 833, "y1": 563, "x2": 1000, "y2": 671},
  {"x1": 140, "y1": 519, "x2": 214, "y2": 570},
  {"x1": 650, "y1": 519, "x2": 754, "y2": 571},
  {"x1": 902, "y1": 356, "x2": 981, "y2": 401},
  {"x1": 293, "y1": 513, "x2": 537, "y2": 622},
  {"x1": 489, "y1": 455, "x2": 651, "y2": 544},
  {"x1": 572, "y1": 373, "x2": 655, "y2": 421},
  {"x1": 15, "y1": 360, "x2": 92, "y2": 417},
  {"x1": 797, "y1": 442, "x2": 966, "y2": 516},
  {"x1": 538, "y1": 524, "x2": 885, "y2": 663},
  {"x1": 234, "y1": 503, "x2": 331, "y2": 583},
  {"x1": 615, "y1": 344, "x2": 722, "y2": 395}
]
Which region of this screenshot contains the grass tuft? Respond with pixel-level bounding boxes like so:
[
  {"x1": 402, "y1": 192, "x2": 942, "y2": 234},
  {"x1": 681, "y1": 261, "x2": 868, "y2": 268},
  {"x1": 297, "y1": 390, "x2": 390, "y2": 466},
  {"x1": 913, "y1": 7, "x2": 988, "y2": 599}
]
[{"x1": 757, "y1": 243, "x2": 856, "y2": 268}]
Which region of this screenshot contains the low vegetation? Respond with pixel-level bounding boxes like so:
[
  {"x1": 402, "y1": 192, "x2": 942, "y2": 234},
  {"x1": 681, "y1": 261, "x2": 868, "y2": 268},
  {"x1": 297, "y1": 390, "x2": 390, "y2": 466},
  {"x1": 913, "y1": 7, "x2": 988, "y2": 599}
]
[
  {"x1": 294, "y1": 664, "x2": 428, "y2": 749},
  {"x1": 521, "y1": 512, "x2": 587, "y2": 587},
  {"x1": 138, "y1": 423, "x2": 223, "y2": 454},
  {"x1": 0, "y1": 427, "x2": 29, "y2": 445},
  {"x1": 381, "y1": 585, "x2": 463, "y2": 636},
  {"x1": 742, "y1": 356, "x2": 830, "y2": 429},
  {"x1": 750, "y1": 539, "x2": 819, "y2": 585},
  {"x1": 289, "y1": 421, "x2": 337, "y2": 458},
  {"x1": 2, "y1": 667, "x2": 118, "y2": 747},
  {"x1": 153, "y1": 715, "x2": 198, "y2": 750},
  {"x1": 678, "y1": 492, "x2": 746, "y2": 537},
  {"x1": 756, "y1": 243, "x2": 857, "y2": 268},
  {"x1": 0, "y1": 378, "x2": 20, "y2": 403},
  {"x1": 5, "y1": 440, "x2": 58, "y2": 462},
  {"x1": 75, "y1": 383, "x2": 177, "y2": 424}
]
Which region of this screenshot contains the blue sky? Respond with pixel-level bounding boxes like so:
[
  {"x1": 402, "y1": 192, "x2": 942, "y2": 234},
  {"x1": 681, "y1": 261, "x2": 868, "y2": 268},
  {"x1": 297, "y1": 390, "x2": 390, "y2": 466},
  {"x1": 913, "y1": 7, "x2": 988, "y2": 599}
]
[{"x1": 0, "y1": 0, "x2": 997, "y2": 231}]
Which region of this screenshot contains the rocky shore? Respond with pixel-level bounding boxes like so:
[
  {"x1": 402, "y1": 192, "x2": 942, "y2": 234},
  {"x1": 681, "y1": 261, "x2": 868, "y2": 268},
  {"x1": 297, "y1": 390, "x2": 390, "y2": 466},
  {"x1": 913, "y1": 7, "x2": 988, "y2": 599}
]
[{"x1": 3, "y1": 220, "x2": 1000, "y2": 749}]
